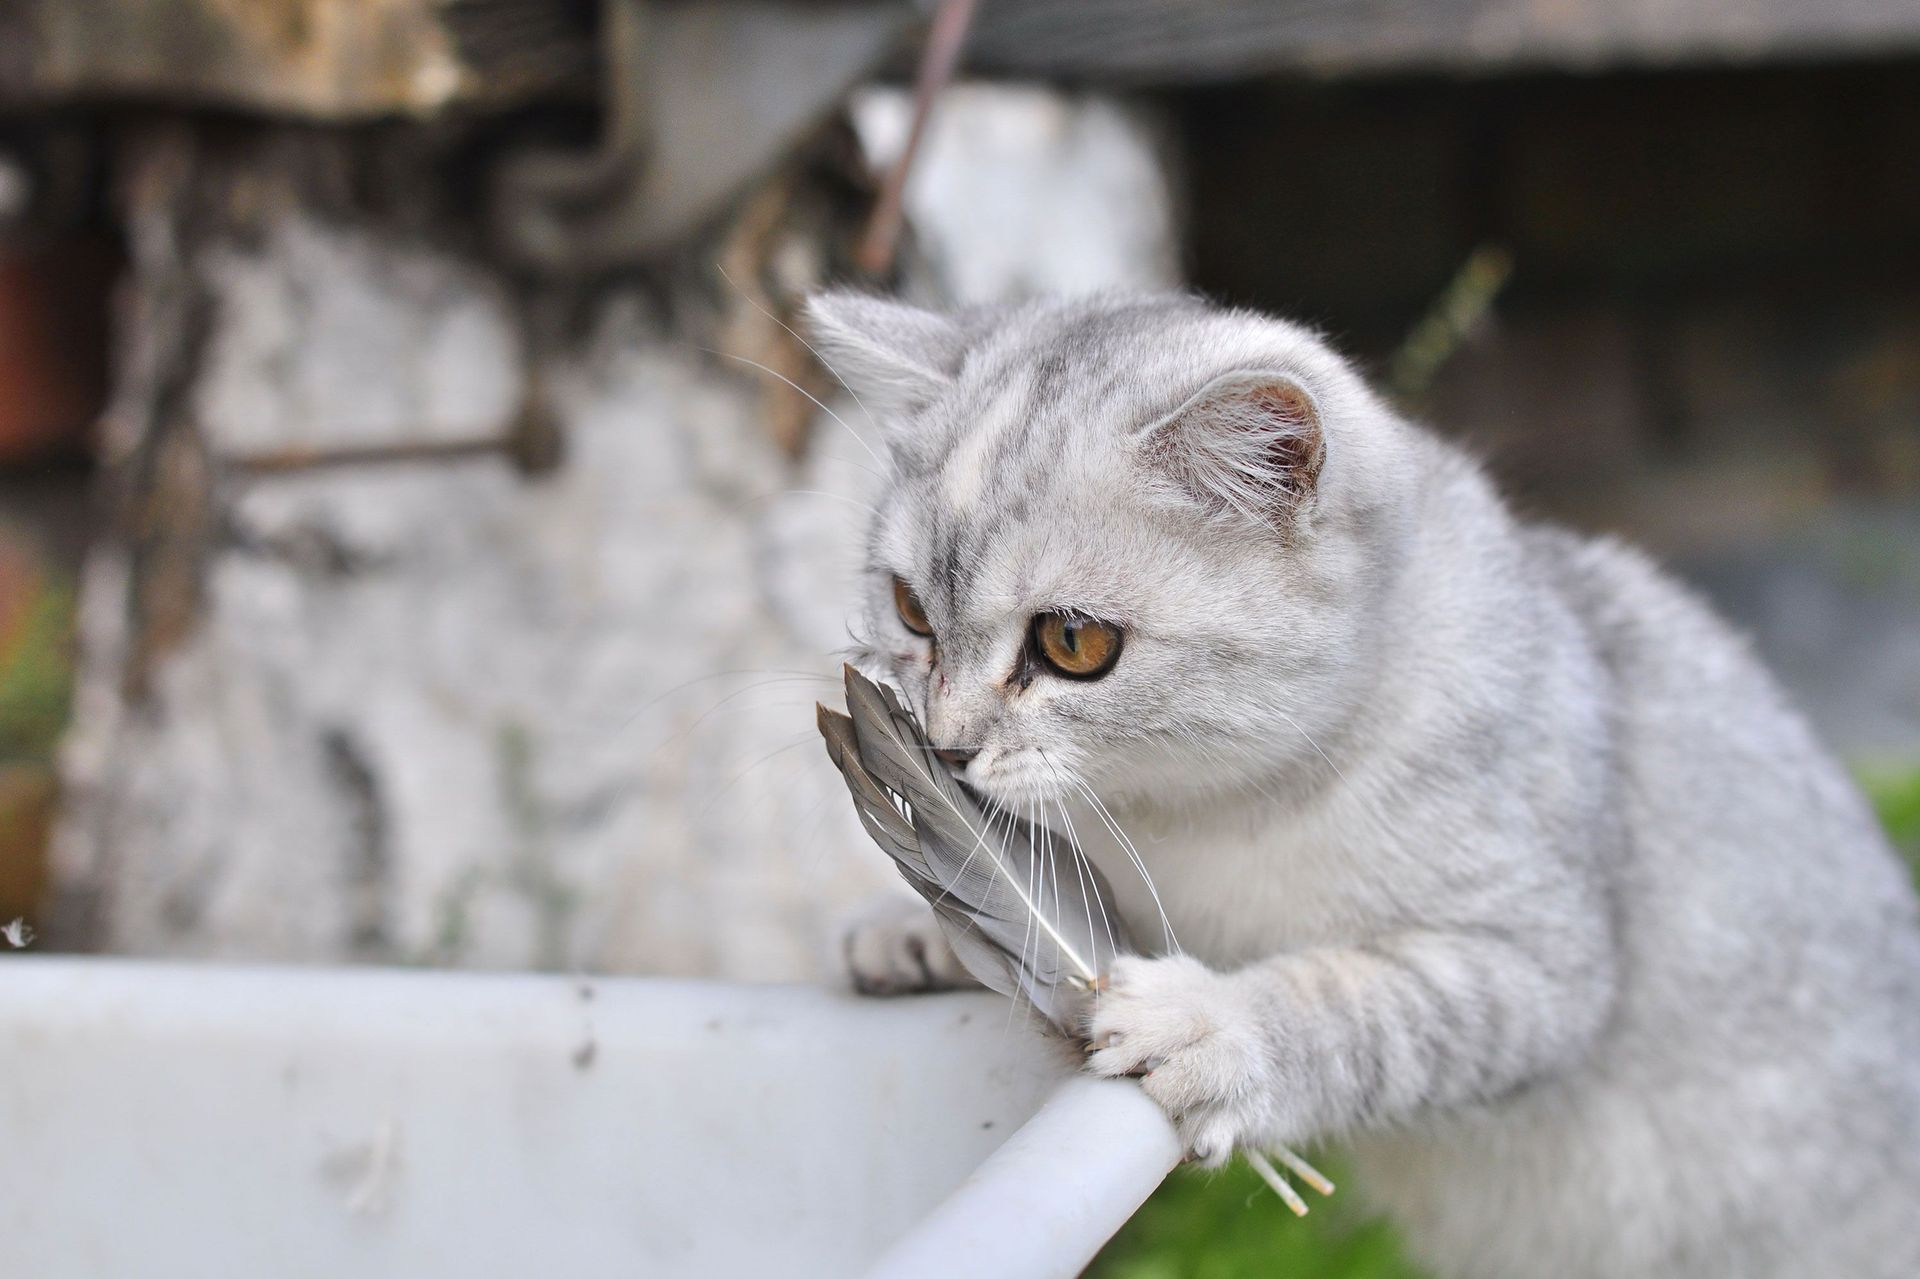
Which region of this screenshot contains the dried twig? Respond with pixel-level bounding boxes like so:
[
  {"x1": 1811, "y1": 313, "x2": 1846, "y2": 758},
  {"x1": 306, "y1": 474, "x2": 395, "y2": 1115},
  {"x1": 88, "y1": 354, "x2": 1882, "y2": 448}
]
[
  {"x1": 1387, "y1": 244, "x2": 1515, "y2": 405},
  {"x1": 855, "y1": 0, "x2": 980, "y2": 277}
]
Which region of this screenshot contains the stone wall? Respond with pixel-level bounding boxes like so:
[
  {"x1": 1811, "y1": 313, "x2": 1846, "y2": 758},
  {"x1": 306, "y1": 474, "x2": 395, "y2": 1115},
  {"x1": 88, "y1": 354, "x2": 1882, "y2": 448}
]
[{"x1": 49, "y1": 92, "x2": 1183, "y2": 975}]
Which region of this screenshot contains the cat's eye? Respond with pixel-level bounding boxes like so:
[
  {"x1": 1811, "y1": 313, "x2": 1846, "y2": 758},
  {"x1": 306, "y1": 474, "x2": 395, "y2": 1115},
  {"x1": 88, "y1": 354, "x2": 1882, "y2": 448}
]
[
  {"x1": 1032, "y1": 613, "x2": 1123, "y2": 680},
  {"x1": 893, "y1": 576, "x2": 933, "y2": 637}
]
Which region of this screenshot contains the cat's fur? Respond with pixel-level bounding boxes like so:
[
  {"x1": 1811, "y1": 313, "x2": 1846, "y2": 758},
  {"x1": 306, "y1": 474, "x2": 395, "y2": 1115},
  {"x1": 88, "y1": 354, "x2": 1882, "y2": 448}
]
[{"x1": 811, "y1": 290, "x2": 1920, "y2": 1279}]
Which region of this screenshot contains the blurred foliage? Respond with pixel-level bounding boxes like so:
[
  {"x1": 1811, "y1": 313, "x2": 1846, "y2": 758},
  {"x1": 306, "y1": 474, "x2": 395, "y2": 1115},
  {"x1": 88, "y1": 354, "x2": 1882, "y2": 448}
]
[
  {"x1": 0, "y1": 558, "x2": 70, "y2": 922},
  {"x1": 1863, "y1": 767, "x2": 1920, "y2": 861},
  {"x1": 1386, "y1": 244, "x2": 1514, "y2": 407},
  {"x1": 1089, "y1": 1156, "x2": 1426, "y2": 1279},
  {"x1": 1091, "y1": 768, "x2": 1920, "y2": 1278},
  {"x1": 0, "y1": 575, "x2": 75, "y2": 763}
]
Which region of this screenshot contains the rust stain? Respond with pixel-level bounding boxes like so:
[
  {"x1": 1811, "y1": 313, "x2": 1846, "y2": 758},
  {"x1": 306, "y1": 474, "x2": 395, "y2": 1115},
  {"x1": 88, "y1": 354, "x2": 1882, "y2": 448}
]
[
  {"x1": 124, "y1": 426, "x2": 217, "y2": 701},
  {"x1": 28, "y1": 0, "x2": 483, "y2": 118}
]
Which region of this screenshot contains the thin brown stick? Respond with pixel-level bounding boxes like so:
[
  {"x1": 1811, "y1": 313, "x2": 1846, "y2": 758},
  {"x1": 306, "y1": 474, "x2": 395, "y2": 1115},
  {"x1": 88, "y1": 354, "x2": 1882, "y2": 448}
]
[{"x1": 855, "y1": 0, "x2": 979, "y2": 278}]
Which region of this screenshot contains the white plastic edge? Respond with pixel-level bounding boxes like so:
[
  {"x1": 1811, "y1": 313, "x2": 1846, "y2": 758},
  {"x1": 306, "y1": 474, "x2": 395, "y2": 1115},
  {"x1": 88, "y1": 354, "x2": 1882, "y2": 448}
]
[{"x1": 864, "y1": 1073, "x2": 1183, "y2": 1279}]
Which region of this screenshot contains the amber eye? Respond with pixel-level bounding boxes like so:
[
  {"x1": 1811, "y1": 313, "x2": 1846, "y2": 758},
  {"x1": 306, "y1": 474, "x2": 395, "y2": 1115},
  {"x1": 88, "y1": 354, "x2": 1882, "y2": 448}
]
[
  {"x1": 1032, "y1": 612, "x2": 1123, "y2": 679},
  {"x1": 893, "y1": 576, "x2": 933, "y2": 637}
]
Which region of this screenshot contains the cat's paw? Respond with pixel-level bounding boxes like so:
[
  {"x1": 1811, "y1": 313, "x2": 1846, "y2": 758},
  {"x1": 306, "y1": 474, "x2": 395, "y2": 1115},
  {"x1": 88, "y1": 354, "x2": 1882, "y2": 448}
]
[
  {"x1": 842, "y1": 897, "x2": 978, "y2": 996},
  {"x1": 1084, "y1": 954, "x2": 1274, "y2": 1165}
]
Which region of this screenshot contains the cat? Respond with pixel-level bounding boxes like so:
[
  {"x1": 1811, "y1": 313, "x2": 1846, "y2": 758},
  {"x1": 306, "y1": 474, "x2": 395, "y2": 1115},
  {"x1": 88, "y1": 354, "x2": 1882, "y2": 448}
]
[{"x1": 808, "y1": 290, "x2": 1920, "y2": 1279}]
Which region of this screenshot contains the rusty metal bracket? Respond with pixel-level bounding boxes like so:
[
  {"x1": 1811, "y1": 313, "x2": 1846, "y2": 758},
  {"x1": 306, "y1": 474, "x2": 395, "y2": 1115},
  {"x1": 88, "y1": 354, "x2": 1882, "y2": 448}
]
[{"x1": 492, "y1": 0, "x2": 918, "y2": 272}]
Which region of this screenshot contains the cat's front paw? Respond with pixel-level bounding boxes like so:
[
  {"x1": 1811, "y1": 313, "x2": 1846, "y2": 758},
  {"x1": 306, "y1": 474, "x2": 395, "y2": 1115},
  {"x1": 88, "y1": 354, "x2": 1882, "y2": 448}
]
[
  {"x1": 842, "y1": 897, "x2": 979, "y2": 996},
  {"x1": 1085, "y1": 954, "x2": 1275, "y2": 1164}
]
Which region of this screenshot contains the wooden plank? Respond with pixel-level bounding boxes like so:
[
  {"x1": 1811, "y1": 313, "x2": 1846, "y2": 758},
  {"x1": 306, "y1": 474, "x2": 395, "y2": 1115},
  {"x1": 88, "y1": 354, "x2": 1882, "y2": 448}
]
[
  {"x1": 7, "y1": 0, "x2": 1912, "y2": 119},
  {"x1": 963, "y1": 0, "x2": 1920, "y2": 83},
  {"x1": 0, "y1": 0, "x2": 592, "y2": 118}
]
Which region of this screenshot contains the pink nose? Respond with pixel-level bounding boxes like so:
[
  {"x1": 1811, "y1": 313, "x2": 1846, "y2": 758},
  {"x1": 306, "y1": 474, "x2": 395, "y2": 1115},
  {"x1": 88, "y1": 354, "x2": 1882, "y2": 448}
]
[{"x1": 933, "y1": 746, "x2": 978, "y2": 767}]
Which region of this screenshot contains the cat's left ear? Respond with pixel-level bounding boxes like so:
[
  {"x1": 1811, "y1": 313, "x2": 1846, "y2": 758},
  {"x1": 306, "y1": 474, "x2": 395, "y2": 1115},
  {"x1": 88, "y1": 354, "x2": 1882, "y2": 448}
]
[
  {"x1": 804, "y1": 291, "x2": 969, "y2": 421},
  {"x1": 1136, "y1": 372, "x2": 1325, "y2": 528}
]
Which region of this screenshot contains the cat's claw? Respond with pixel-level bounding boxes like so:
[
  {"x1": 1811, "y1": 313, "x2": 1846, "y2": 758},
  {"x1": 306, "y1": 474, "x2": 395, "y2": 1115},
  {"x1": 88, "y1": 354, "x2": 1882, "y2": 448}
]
[{"x1": 1084, "y1": 953, "x2": 1278, "y2": 1165}]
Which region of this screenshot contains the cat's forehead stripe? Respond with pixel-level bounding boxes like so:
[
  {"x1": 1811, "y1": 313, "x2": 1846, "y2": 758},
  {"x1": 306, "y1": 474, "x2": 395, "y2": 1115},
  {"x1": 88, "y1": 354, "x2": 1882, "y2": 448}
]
[
  {"x1": 940, "y1": 380, "x2": 1027, "y2": 512},
  {"x1": 942, "y1": 421, "x2": 998, "y2": 511}
]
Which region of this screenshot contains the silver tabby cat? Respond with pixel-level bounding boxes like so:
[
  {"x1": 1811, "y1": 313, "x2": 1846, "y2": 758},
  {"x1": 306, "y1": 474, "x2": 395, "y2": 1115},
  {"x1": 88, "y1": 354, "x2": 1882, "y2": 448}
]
[{"x1": 809, "y1": 290, "x2": 1920, "y2": 1279}]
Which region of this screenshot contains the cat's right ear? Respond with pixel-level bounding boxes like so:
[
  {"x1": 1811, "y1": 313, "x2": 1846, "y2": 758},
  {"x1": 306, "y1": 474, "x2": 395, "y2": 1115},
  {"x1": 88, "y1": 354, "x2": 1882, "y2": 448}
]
[
  {"x1": 804, "y1": 291, "x2": 967, "y2": 425},
  {"x1": 1135, "y1": 371, "x2": 1326, "y2": 530}
]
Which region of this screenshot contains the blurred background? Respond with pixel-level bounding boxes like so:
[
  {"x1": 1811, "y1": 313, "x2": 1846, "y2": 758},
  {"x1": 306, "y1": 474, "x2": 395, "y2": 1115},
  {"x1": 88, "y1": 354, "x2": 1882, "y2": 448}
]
[{"x1": 1, "y1": 1, "x2": 1917, "y2": 1270}]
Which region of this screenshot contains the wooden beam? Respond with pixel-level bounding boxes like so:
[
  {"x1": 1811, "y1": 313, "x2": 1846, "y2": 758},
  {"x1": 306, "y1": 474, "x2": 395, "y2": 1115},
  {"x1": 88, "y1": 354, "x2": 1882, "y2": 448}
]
[
  {"x1": 0, "y1": 0, "x2": 593, "y2": 119},
  {"x1": 964, "y1": 0, "x2": 1920, "y2": 83}
]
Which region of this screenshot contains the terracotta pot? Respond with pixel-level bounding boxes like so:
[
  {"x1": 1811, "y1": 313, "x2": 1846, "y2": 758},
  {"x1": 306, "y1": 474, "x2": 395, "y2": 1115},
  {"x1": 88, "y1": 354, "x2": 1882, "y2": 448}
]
[{"x1": 0, "y1": 236, "x2": 115, "y2": 465}]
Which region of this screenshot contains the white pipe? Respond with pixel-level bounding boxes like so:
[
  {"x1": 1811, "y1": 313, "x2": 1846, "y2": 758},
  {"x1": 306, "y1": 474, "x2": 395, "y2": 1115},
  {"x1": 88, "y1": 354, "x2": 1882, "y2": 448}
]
[{"x1": 865, "y1": 1074, "x2": 1182, "y2": 1279}]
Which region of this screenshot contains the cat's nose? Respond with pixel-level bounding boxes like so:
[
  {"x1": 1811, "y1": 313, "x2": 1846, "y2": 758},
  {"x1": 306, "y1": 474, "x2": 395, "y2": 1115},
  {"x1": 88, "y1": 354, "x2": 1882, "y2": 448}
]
[{"x1": 933, "y1": 746, "x2": 979, "y2": 767}]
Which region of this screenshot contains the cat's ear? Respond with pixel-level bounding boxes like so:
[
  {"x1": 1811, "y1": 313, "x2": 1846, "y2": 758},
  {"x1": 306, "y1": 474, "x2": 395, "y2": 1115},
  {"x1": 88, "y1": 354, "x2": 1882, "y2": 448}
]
[
  {"x1": 1136, "y1": 372, "x2": 1325, "y2": 527},
  {"x1": 804, "y1": 291, "x2": 968, "y2": 420}
]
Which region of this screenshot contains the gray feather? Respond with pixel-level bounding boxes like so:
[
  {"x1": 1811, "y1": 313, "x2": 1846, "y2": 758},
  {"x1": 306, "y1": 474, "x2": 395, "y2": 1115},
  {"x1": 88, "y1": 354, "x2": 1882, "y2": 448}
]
[{"x1": 818, "y1": 665, "x2": 1135, "y2": 1031}]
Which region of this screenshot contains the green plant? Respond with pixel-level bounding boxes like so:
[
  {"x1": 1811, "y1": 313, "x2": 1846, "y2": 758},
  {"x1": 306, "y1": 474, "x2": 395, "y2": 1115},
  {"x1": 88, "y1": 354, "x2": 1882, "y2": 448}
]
[
  {"x1": 1863, "y1": 766, "x2": 1920, "y2": 861},
  {"x1": 0, "y1": 578, "x2": 74, "y2": 764},
  {"x1": 1089, "y1": 1157, "x2": 1426, "y2": 1279}
]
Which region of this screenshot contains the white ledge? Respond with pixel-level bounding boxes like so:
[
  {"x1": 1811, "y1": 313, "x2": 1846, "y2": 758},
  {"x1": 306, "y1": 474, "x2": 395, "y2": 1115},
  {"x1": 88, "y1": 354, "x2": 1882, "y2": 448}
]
[{"x1": 0, "y1": 957, "x2": 1175, "y2": 1278}]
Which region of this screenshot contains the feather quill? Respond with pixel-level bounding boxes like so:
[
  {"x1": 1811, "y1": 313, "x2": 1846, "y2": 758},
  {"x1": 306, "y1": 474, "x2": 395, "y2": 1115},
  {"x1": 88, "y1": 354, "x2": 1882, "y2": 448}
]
[
  {"x1": 816, "y1": 663, "x2": 1333, "y2": 1212},
  {"x1": 818, "y1": 664, "x2": 1128, "y2": 1029}
]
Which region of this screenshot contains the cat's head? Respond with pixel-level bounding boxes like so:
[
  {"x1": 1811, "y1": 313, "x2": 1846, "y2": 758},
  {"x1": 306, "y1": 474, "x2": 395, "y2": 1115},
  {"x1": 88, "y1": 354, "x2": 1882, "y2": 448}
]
[{"x1": 809, "y1": 292, "x2": 1410, "y2": 813}]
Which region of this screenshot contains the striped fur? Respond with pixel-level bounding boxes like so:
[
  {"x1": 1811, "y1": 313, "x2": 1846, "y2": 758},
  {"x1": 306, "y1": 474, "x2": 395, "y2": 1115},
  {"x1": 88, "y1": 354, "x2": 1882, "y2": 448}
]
[{"x1": 810, "y1": 291, "x2": 1920, "y2": 1279}]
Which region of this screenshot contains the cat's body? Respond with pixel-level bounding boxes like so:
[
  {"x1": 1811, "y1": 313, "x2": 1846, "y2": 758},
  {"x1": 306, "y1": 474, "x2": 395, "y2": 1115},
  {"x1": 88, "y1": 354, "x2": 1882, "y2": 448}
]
[{"x1": 812, "y1": 291, "x2": 1920, "y2": 1279}]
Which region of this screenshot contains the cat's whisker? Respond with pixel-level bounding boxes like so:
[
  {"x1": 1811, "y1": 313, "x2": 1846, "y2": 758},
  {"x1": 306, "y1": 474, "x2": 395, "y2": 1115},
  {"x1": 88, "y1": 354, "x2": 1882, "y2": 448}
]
[
  {"x1": 1083, "y1": 820, "x2": 1122, "y2": 975},
  {"x1": 888, "y1": 746, "x2": 1096, "y2": 999},
  {"x1": 775, "y1": 488, "x2": 880, "y2": 519},
  {"x1": 640, "y1": 678, "x2": 844, "y2": 757},
  {"x1": 693, "y1": 731, "x2": 820, "y2": 820},
  {"x1": 613, "y1": 668, "x2": 840, "y2": 737},
  {"x1": 1054, "y1": 792, "x2": 1117, "y2": 978},
  {"x1": 714, "y1": 262, "x2": 882, "y2": 434},
  {"x1": 1023, "y1": 796, "x2": 1062, "y2": 1030},
  {"x1": 1002, "y1": 800, "x2": 1036, "y2": 1037},
  {"x1": 742, "y1": 486, "x2": 881, "y2": 520},
  {"x1": 703, "y1": 348, "x2": 886, "y2": 469},
  {"x1": 1044, "y1": 802, "x2": 1059, "y2": 979},
  {"x1": 1051, "y1": 762, "x2": 1180, "y2": 957},
  {"x1": 1043, "y1": 796, "x2": 1065, "y2": 981},
  {"x1": 1028, "y1": 798, "x2": 1057, "y2": 1024},
  {"x1": 1037, "y1": 766, "x2": 1153, "y2": 974},
  {"x1": 1270, "y1": 708, "x2": 1349, "y2": 785},
  {"x1": 1014, "y1": 797, "x2": 1041, "y2": 1024},
  {"x1": 1031, "y1": 804, "x2": 1061, "y2": 1004},
  {"x1": 975, "y1": 794, "x2": 1040, "y2": 1026},
  {"x1": 793, "y1": 786, "x2": 844, "y2": 877},
  {"x1": 922, "y1": 777, "x2": 1008, "y2": 919}
]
